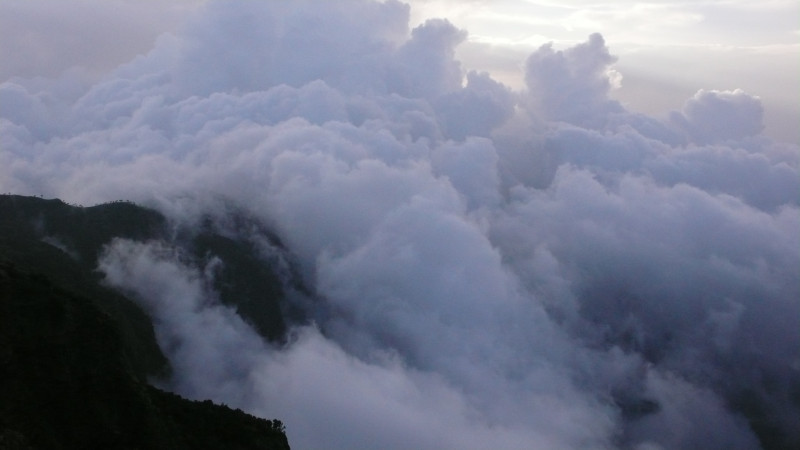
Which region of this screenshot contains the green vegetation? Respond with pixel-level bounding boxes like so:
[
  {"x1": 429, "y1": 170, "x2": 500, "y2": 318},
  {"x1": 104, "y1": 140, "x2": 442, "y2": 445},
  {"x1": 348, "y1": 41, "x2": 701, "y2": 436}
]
[
  {"x1": 192, "y1": 232, "x2": 287, "y2": 342},
  {"x1": 0, "y1": 195, "x2": 170, "y2": 379},
  {"x1": 0, "y1": 195, "x2": 291, "y2": 449}
]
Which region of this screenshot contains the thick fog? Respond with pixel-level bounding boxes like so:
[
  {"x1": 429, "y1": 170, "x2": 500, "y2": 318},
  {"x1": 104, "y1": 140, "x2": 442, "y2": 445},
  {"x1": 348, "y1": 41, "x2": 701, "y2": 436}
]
[{"x1": 2, "y1": 1, "x2": 798, "y2": 449}]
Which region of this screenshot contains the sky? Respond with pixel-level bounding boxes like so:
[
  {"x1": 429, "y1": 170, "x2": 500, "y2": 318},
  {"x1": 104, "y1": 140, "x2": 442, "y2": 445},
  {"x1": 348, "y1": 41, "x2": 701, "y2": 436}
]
[
  {"x1": 409, "y1": 0, "x2": 800, "y2": 143},
  {"x1": 1, "y1": 0, "x2": 797, "y2": 143},
  {"x1": 1, "y1": 1, "x2": 799, "y2": 449}
]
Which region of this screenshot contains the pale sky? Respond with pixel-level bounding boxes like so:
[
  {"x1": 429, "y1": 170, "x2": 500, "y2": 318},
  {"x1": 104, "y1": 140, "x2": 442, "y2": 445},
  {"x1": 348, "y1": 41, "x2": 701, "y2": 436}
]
[
  {"x1": 406, "y1": 0, "x2": 800, "y2": 142},
  {"x1": 1, "y1": 0, "x2": 798, "y2": 141}
]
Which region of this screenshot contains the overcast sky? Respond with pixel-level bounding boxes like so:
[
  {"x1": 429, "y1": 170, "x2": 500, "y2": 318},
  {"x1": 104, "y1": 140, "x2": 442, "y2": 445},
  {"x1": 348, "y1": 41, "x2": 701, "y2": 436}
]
[{"x1": 1, "y1": 0, "x2": 797, "y2": 142}]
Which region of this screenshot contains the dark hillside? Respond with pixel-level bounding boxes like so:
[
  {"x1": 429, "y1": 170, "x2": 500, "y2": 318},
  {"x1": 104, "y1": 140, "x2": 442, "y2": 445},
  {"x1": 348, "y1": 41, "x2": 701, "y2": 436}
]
[
  {"x1": 0, "y1": 262, "x2": 289, "y2": 450},
  {"x1": 0, "y1": 194, "x2": 295, "y2": 352},
  {"x1": 0, "y1": 195, "x2": 292, "y2": 449},
  {"x1": 0, "y1": 196, "x2": 166, "y2": 269},
  {"x1": 0, "y1": 196, "x2": 169, "y2": 378}
]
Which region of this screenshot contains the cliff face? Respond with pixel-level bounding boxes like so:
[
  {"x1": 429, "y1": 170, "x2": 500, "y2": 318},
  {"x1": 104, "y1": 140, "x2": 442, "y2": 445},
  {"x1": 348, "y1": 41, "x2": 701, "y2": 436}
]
[{"x1": 0, "y1": 195, "x2": 292, "y2": 449}]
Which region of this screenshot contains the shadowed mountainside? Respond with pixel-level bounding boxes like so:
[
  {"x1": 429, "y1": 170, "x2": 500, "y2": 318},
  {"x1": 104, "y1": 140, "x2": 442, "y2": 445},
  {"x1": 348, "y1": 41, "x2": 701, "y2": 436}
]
[{"x1": 0, "y1": 195, "x2": 293, "y2": 449}]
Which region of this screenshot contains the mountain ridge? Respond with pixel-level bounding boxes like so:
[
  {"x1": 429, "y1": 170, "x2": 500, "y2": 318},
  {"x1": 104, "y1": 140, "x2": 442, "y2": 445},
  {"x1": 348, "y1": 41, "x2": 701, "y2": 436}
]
[{"x1": 0, "y1": 194, "x2": 293, "y2": 449}]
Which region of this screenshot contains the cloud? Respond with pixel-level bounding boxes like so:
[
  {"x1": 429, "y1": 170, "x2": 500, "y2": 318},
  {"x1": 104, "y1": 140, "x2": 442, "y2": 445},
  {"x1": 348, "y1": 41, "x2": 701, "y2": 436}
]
[
  {"x1": 671, "y1": 89, "x2": 765, "y2": 144},
  {"x1": 433, "y1": 70, "x2": 515, "y2": 140},
  {"x1": 169, "y1": 1, "x2": 411, "y2": 98},
  {"x1": 627, "y1": 371, "x2": 761, "y2": 450},
  {"x1": 2, "y1": 1, "x2": 799, "y2": 448},
  {"x1": 0, "y1": 82, "x2": 59, "y2": 140},
  {"x1": 98, "y1": 238, "x2": 616, "y2": 450},
  {"x1": 524, "y1": 33, "x2": 623, "y2": 128}
]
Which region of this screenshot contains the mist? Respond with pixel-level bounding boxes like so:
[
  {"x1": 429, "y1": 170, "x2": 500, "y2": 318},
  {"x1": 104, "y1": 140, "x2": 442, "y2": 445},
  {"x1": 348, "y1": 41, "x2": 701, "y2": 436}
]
[{"x1": 1, "y1": 1, "x2": 798, "y2": 449}]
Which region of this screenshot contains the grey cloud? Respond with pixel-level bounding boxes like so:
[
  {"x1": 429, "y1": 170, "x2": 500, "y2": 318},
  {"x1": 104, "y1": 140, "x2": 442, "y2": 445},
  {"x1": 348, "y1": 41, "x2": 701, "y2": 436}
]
[
  {"x1": 433, "y1": 70, "x2": 515, "y2": 140},
  {"x1": 489, "y1": 166, "x2": 799, "y2": 447},
  {"x1": 171, "y1": 0, "x2": 411, "y2": 97},
  {"x1": 99, "y1": 238, "x2": 615, "y2": 450},
  {"x1": 390, "y1": 18, "x2": 466, "y2": 98},
  {"x1": 2, "y1": 1, "x2": 799, "y2": 448},
  {"x1": 0, "y1": 82, "x2": 56, "y2": 139},
  {"x1": 671, "y1": 89, "x2": 765, "y2": 144},
  {"x1": 628, "y1": 372, "x2": 761, "y2": 450},
  {"x1": 524, "y1": 33, "x2": 623, "y2": 128}
]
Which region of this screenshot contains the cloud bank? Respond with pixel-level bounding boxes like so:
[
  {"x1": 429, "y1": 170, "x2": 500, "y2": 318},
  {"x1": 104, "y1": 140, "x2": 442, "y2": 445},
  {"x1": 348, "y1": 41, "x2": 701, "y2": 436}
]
[{"x1": 2, "y1": 1, "x2": 798, "y2": 449}]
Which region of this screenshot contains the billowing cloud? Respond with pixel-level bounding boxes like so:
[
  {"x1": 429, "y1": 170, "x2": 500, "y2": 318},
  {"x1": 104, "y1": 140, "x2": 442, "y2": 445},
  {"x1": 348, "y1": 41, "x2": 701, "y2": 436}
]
[
  {"x1": 2, "y1": 1, "x2": 798, "y2": 449},
  {"x1": 524, "y1": 33, "x2": 623, "y2": 128},
  {"x1": 671, "y1": 89, "x2": 765, "y2": 144}
]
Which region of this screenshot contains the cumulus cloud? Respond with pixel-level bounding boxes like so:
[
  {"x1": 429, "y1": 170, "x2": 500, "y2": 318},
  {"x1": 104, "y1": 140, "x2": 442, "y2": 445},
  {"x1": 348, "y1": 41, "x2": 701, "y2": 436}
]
[
  {"x1": 524, "y1": 33, "x2": 623, "y2": 128},
  {"x1": 2, "y1": 1, "x2": 799, "y2": 449},
  {"x1": 671, "y1": 89, "x2": 765, "y2": 144}
]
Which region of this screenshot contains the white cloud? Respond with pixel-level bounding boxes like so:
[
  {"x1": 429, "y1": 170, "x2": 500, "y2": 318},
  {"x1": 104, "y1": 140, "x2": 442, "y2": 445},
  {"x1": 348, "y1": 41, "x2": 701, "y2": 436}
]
[
  {"x1": 671, "y1": 89, "x2": 764, "y2": 143},
  {"x1": 524, "y1": 33, "x2": 623, "y2": 128},
  {"x1": 3, "y1": 1, "x2": 799, "y2": 448}
]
